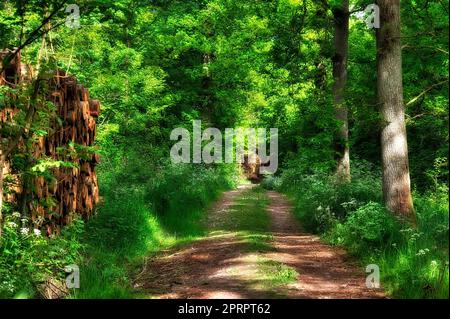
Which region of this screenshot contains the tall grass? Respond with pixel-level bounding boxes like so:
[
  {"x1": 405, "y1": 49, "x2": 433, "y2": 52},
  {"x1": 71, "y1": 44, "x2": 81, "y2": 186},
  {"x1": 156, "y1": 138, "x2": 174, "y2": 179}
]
[{"x1": 72, "y1": 163, "x2": 239, "y2": 298}]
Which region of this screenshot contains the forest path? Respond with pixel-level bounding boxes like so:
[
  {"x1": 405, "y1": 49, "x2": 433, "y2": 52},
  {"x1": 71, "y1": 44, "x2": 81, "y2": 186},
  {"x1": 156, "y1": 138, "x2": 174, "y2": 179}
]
[{"x1": 133, "y1": 185, "x2": 386, "y2": 299}]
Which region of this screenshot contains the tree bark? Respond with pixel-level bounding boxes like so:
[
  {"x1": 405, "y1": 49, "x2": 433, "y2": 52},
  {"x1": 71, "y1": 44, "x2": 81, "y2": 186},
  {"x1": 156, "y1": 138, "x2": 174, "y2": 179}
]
[
  {"x1": 332, "y1": 0, "x2": 351, "y2": 181},
  {"x1": 376, "y1": 0, "x2": 415, "y2": 221}
]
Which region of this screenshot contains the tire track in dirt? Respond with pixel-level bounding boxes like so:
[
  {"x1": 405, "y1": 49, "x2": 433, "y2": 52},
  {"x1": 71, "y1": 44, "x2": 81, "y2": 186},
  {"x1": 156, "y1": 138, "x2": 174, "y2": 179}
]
[
  {"x1": 133, "y1": 186, "x2": 386, "y2": 299},
  {"x1": 262, "y1": 191, "x2": 386, "y2": 299}
]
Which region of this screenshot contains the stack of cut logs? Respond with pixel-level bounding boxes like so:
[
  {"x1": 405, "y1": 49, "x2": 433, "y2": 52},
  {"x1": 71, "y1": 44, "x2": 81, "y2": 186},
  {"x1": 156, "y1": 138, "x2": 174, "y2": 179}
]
[
  {"x1": 1, "y1": 49, "x2": 22, "y2": 206},
  {"x1": 1, "y1": 49, "x2": 100, "y2": 233}
]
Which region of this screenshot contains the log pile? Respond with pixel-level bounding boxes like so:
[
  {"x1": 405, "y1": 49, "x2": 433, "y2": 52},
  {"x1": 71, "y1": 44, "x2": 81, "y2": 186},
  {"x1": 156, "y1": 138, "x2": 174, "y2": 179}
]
[
  {"x1": 0, "y1": 49, "x2": 21, "y2": 121},
  {"x1": 242, "y1": 153, "x2": 262, "y2": 183},
  {"x1": 1, "y1": 50, "x2": 100, "y2": 233},
  {"x1": 1, "y1": 49, "x2": 22, "y2": 204}
]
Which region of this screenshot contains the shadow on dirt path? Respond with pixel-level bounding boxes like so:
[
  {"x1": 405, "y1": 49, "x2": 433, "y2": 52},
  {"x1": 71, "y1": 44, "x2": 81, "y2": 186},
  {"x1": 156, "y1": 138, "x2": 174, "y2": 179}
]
[
  {"x1": 133, "y1": 185, "x2": 386, "y2": 299},
  {"x1": 262, "y1": 191, "x2": 385, "y2": 298}
]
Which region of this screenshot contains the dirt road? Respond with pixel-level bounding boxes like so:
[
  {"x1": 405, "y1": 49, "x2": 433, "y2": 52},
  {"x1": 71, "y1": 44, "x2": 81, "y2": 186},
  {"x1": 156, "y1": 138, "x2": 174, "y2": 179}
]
[{"x1": 133, "y1": 185, "x2": 386, "y2": 299}]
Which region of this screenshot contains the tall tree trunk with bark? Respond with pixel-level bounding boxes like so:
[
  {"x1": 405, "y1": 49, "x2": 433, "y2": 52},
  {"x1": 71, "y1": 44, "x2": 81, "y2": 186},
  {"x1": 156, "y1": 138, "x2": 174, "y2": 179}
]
[
  {"x1": 332, "y1": 0, "x2": 350, "y2": 181},
  {"x1": 376, "y1": 0, "x2": 415, "y2": 221}
]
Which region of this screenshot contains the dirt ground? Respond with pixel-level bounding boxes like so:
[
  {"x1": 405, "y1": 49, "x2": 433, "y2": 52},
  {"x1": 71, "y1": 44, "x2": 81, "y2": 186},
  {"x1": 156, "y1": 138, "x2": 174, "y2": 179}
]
[{"x1": 133, "y1": 185, "x2": 386, "y2": 299}]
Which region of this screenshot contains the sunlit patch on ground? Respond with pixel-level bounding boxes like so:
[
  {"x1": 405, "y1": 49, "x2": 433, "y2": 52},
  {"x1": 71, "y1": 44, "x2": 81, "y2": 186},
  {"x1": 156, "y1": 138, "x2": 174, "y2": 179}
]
[{"x1": 133, "y1": 186, "x2": 386, "y2": 299}]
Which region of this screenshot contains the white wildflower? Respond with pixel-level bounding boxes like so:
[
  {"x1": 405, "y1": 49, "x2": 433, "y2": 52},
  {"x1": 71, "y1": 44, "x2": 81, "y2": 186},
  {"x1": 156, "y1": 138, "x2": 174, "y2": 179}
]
[
  {"x1": 33, "y1": 229, "x2": 41, "y2": 237},
  {"x1": 7, "y1": 222, "x2": 18, "y2": 228},
  {"x1": 20, "y1": 227, "x2": 29, "y2": 235},
  {"x1": 416, "y1": 248, "x2": 430, "y2": 257},
  {"x1": 12, "y1": 212, "x2": 21, "y2": 218}
]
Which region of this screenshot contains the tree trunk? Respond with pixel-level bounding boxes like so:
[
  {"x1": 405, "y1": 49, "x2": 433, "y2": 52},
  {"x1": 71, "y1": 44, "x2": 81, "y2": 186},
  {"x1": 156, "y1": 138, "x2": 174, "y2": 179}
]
[
  {"x1": 332, "y1": 0, "x2": 350, "y2": 181},
  {"x1": 376, "y1": 0, "x2": 415, "y2": 221}
]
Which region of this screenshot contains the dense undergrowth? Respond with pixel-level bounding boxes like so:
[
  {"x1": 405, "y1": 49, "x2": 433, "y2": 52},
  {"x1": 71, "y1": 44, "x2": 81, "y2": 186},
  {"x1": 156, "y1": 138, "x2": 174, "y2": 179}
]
[
  {"x1": 0, "y1": 215, "x2": 83, "y2": 298},
  {"x1": 73, "y1": 162, "x2": 239, "y2": 299},
  {"x1": 0, "y1": 162, "x2": 239, "y2": 298},
  {"x1": 263, "y1": 160, "x2": 449, "y2": 299}
]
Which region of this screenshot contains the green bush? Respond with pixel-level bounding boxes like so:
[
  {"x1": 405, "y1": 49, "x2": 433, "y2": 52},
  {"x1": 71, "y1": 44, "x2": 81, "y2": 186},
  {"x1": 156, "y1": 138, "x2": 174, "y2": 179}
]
[
  {"x1": 0, "y1": 213, "x2": 84, "y2": 298},
  {"x1": 415, "y1": 185, "x2": 449, "y2": 246},
  {"x1": 279, "y1": 160, "x2": 382, "y2": 233},
  {"x1": 328, "y1": 202, "x2": 400, "y2": 255},
  {"x1": 260, "y1": 175, "x2": 282, "y2": 190},
  {"x1": 278, "y1": 159, "x2": 449, "y2": 299}
]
